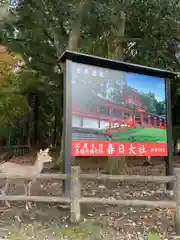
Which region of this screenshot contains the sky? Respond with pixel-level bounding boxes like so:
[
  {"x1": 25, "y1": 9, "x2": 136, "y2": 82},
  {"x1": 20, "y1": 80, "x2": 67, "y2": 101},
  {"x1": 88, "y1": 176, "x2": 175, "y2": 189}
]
[
  {"x1": 71, "y1": 62, "x2": 166, "y2": 102},
  {"x1": 127, "y1": 72, "x2": 166, "y2": 102}
]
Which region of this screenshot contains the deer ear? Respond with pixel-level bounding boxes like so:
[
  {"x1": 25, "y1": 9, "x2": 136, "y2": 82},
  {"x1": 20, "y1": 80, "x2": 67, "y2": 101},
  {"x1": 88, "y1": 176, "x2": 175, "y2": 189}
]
[
  {"x1": 45, "y1": 148, "x2": 49, "y2": 153},
  {"x1": 40, "y1": 149, "x2": 42, "y2": 153}
]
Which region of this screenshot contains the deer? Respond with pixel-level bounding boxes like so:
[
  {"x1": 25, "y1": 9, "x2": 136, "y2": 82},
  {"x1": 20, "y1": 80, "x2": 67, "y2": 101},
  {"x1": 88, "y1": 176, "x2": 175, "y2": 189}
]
[{"x1": 0, "y1": 148, "x2": 52, "y2": 210}]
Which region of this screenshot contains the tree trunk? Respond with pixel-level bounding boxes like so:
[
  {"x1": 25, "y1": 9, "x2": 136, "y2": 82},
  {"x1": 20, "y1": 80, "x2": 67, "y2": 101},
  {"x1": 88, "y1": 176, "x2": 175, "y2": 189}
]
[
  {"x1": 52, "y1": 105, "x2": 57, "y2": 147},
  {"x1": 57, "y1": 21, "x2": 81, "y2": 167},
  {"x1": 143, "y1": 156, "x2": 152, "y2": 165},
  {"x1": 25, "y1": 94, "x2": 32, "y2": 147},
  {"x1": 33, "y1": 94, "x2": 39, "y2": 147},
  {"x1": 58, "y1": 0, "x2": 92, "y2": 168},
  {"x1": 107, "y1": 11, "x2": 128, "y2": 174}
]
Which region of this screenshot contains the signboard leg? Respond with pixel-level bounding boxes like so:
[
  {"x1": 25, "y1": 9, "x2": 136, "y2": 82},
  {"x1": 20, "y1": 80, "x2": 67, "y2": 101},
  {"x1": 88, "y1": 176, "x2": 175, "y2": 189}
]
[
  {"x1": 165, "y1": 156, "x2": 174, "y2": 190},
  {"x1": 62, "y1": 59, "x2": 73, "y2": 196},
  {"x1": 165, "y1": 78, "x2": 174, "y2": 190},
  {"x1": 63, "y1": 158, "x2": 71, "y2": 196}
]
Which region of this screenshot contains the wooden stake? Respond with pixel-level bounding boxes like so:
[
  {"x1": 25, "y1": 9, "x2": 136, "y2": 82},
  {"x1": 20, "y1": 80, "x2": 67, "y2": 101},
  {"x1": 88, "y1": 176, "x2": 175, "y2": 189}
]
[
  {"x1": 174, "y1": 168, "x2": 180, "y2": 235},
  {"x1": 70, "y1": 166, "x2": 81, "y2": 223}
]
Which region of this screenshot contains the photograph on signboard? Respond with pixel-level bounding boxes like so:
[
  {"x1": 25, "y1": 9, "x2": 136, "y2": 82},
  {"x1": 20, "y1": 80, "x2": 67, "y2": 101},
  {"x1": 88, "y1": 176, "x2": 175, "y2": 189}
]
[{"x1": 71, "y1": 62, "x2": 167, "y2": 157}]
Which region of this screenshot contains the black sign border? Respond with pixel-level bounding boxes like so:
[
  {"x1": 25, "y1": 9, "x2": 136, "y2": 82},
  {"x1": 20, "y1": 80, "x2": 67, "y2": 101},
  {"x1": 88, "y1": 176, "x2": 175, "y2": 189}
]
[{"x1": 60, "y1": 50, "x2": 177, "y2": 192}]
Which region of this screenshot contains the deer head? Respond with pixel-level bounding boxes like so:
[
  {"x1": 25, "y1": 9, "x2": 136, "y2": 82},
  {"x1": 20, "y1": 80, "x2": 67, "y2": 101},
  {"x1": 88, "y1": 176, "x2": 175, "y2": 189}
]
[{"x1": 37, "y1": 148, "x2": 52, "y2": 163}]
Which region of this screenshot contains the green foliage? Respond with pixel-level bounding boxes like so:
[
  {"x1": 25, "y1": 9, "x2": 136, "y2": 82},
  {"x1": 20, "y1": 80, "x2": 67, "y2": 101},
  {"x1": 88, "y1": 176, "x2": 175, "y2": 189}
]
[
  {"x1": 148, "y1": 232, "x2": 161, "y2": 240},
  {"x1": 3, "y1": 0, "x2": 180, "y2": 71},
  {"x1": 0, "y1": 49, "x2": 31, "y2": 137},
  {"x1": 0, "y1": 0, "x2": 11, "y2": 22},
  {"x1": 141, "y1": 92, "x2": 165, "y2": 115},
  {"x1": 0, "y1": 93, "x2": 30, "y2": 123},
  {"x1": 141, "y1": 92, "x2": 157, "y2": 113}
]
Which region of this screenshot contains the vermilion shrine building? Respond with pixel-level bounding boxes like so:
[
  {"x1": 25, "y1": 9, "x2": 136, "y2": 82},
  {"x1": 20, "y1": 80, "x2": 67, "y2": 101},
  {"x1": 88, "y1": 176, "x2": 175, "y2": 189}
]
[{"x1": 72, "y1": 85, "x2": 166, "y2": 135}]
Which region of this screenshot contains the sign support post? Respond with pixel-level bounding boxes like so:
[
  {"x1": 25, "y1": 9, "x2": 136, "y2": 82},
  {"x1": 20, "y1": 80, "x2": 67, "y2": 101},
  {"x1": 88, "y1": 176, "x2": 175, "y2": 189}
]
[
  {"x1": 165, "y1": 78, "x2": 174, "y2": 190},
  {"x1": 63, "y1": 59, "x2": 73, "y2": 196}
]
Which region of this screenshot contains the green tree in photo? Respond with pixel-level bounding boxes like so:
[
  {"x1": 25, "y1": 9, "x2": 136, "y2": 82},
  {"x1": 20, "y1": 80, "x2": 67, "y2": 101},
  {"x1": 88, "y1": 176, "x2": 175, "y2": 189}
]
[
  {"x1": 155, "y1": 100, "x2": 166, "y2": 115},
  {"x1": 141, "y1": 91, "x2": 166, "y2": 115},
  {"x1": 141, "y1": 92, "x2": 157, "y2": 113}
]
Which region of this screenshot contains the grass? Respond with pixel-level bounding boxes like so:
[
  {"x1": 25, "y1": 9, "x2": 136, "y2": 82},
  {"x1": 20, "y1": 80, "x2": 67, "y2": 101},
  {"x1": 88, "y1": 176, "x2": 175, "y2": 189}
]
[
  {"x1": 5, "y1": 220, "x2": 60, "y2": 240},
  {"x1": 59, "y1": 221, "x2": 116, "y2": 240},
  {"x1": 111, "y1": 126, "x2": 167, "y2": 143},
  {"x1": 147, "y1": 232, "x2": 161, "y2": 240},
  {"x1": 6, "y1": 220, "x2": 117, "y2": 240},
  {"x1": 3, "y1": 219, "x2": 174, "y2": 240}
]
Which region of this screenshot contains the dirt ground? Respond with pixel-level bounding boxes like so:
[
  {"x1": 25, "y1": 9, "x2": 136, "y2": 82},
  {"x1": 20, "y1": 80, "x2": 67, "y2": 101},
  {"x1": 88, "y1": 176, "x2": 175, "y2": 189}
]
[{"x1": 0, "y1": 158, "x2": 177, "y2": 240}]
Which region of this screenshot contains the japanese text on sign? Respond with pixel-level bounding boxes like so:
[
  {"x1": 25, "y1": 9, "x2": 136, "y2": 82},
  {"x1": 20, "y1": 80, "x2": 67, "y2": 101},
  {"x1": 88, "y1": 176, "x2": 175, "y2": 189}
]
[{"x1": 72, "y1": 141, "x2": 167, "y2": 156}]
